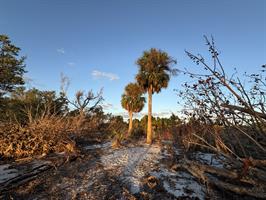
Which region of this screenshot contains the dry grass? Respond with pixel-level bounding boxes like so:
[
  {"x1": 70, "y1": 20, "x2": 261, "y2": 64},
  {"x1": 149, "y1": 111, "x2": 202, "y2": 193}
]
[
  {"x1": 174, "y1": 121, "x2": 266, "y2": 160},
  {"x1": 174, "y1": 122, "x2": 228, "y2": 153}
]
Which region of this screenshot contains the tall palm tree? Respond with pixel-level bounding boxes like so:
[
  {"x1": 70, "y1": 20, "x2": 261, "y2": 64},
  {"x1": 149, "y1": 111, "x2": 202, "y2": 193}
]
[
  {"x1": 136, "y1": 48, "x2": 176, "y2": 144},
  {"x1": 121, "y1": 83, "x2": 145, "y2": 134}
]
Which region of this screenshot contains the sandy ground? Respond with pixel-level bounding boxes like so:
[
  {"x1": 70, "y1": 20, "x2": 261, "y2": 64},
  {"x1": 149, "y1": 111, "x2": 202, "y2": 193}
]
[{"x1": 0, "y1": 140, "x2": 226, "y2": 199}]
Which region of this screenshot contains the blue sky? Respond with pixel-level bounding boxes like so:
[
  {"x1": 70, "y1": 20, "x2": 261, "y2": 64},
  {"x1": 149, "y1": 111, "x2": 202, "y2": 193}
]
[{"x1": 0, "y1": 0, "x2": 265, "y2": 118}]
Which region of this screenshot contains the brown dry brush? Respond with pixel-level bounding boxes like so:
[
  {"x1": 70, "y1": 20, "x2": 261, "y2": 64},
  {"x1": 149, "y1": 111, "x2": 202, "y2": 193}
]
[
  {"x1": 0, "y1": 112, "x2": 110, "y2": 160},
  {"x1": 0, "y1": 87, "x2": 105, "y2": 159},
  {"x1": 175, "y1": 36, "x2": 266, "y2": 198},
  {"x1": 0, "y1": 115, "x2": 78, "y2": 159}
]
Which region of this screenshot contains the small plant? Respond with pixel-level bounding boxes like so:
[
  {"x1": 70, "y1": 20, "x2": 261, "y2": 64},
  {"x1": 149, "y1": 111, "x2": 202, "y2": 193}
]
[
  {"x1": 107, "y1": 116, "x2": 128, "y2": 148},
  {"x1": 128, "y1": 126, "x2": 146, "y2": 141}
]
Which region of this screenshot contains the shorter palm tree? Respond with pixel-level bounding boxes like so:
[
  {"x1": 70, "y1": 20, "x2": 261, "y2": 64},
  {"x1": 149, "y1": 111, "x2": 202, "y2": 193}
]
[{"x1": 121, "y1": 83, "x2": 145, "y2": 134}]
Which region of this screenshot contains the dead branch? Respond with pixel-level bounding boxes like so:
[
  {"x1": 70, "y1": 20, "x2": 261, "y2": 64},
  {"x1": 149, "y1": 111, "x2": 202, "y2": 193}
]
[{"x1": 221, "y1": 103, "x2": 266, "y2": 120}]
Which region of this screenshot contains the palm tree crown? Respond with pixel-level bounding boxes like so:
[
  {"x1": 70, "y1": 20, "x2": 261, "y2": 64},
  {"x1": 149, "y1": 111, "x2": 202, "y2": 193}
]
[
  {"x1": 121, "y1": 83, "x2": 145, "y2": 112},
  {"x1": 121, "y1": 83, "x2": 145, "y2": 134},
  {"x1": 136, "y1": 48, "x2": 176, "y2": 93}
]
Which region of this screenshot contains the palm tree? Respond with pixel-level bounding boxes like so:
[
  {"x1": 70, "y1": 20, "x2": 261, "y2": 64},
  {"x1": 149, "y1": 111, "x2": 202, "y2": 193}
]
[
  {"x1": 121, "y1": 83, "x2": 145, "y2": 134},
  {"x1": 136, "y1": 48, "x2": 176, "y2": 144}
]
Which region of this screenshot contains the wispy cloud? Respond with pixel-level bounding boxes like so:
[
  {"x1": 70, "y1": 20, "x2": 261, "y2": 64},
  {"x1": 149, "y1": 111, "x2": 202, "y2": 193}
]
[
  {"x1": 57, "y1": 48, "x2": 65, "y2": 54},
  {"x1": 92, "y1": 70, "x2": 119, "y2": 81},
  {"x1": 67, "y1": 62, "x2": 75, "y2": 66},
  {"x1": 23, "y1": 76, "x2": 34, "y2": 84},
  {"x1": 114, "y1": 112, "x2": 128, "y2": 118},
  {"x1": 102, "y1": 103, "x2": 114, "y2": 110}
]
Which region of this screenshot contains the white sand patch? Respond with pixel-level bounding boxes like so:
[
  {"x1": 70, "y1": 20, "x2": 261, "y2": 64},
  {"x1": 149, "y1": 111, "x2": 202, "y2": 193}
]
[
  {"x1": 163, "y1": 171, "x2": 204, "y2": 199},
  {"x1": 151, "y1": 166, "x2": 205, "y2": 199},
  {"x1": 0, "y1": 164, "x2": 18, "y2": 184},
  {"x1": 99, "y1": 143, "x2": 207, "y2": 197},
  {"x1": 150, "y1": 145, "x2": 206, "y2": 200},
  {"x1": 101, "y1": 145, "x2": 161, "y2": 194}
]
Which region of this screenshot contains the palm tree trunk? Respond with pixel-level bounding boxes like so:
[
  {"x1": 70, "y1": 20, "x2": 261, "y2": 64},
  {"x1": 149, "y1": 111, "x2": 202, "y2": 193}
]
[
  {"x1": 147, "y1": 86, "x2": 153, "y2": 144},
  {"x1": 128, "y1": 111, "x2": 133, "y2": 134}
]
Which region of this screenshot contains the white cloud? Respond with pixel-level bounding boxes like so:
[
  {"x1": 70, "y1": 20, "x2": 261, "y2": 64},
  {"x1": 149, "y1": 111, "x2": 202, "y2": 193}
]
[
  {"x1": 57, "y1": 48, "x2": 65, "y2": 54},
  {"x1": 92, "y1": 70, "x2": 119, "y2": 81}
]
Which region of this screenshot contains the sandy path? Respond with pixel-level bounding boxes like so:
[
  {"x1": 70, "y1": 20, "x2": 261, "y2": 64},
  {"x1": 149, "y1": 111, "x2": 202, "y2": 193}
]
[{"x1": 1, "y1": 141, "x2": 208, "y2": 199}]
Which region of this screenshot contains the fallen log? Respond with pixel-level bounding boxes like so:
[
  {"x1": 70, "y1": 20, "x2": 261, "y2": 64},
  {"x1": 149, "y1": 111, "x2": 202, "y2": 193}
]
[
  {"x1": 0, "y1": 163, "x2": 52, "y2": 193},
  {"x1": 174, "y1": 158, "x2": 266, "y2": 199},
  {"x1": 209, "y1": 176, "x2": 266, "y2": 199}
]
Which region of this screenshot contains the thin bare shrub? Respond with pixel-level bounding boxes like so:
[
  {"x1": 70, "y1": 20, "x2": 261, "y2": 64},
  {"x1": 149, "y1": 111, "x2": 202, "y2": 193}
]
[{"x1": 177, "y1": 36, "x2": 266, "y2": 160}]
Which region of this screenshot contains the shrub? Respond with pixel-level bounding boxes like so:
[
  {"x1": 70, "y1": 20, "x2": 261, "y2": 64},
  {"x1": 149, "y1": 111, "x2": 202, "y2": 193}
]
[
  {"x1": 106, "y1": 116, "x2": 128, "y2": 148},
  {"x1": 128, "y1": 127, "x2": 146, "y2": 141}
]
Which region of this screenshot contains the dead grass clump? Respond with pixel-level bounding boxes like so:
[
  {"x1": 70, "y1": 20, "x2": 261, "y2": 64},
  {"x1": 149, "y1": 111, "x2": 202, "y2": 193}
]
[
  {"x1": 0, "y1": 116, "x2": 77, "y2": 159},
  {"x1": 175, "y1": 121, "x2": 266, "y2": 160},
  {"x1": 175, "y1": 121, "x2": 230, "y2": 154},
  {"x1": 175, "y1": 121, "x2": 209, "y2": 150}
]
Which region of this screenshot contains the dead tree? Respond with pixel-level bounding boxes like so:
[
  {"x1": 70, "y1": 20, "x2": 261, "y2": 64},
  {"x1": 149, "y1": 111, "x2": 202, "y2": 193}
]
[{"x1": 68, "y1": 88, "x2": 104, "y2": 117}]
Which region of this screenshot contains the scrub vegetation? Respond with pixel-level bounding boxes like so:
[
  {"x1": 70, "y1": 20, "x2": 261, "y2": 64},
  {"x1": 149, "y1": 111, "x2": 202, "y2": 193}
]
[{"x1": 1, "y1": 35, "x2": 266, "y2": 199}]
